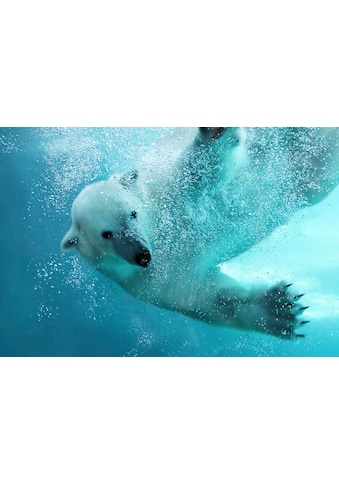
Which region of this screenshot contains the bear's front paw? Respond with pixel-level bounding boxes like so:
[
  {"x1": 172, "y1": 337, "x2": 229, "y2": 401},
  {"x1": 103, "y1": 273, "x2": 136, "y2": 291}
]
[{"x1": 257, "y1": 282, "x2": 309, "y2": 339}]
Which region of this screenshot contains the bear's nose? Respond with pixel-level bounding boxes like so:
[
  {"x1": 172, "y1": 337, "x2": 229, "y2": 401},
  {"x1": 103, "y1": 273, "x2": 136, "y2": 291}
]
[{"x1": 136, "y1": 250, "x2": 151, "y2": 268}]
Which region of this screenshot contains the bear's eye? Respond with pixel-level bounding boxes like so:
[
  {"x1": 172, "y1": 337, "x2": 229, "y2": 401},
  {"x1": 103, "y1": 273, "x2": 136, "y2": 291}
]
[
  {"x1": 102, "y1": 231, "x2": 113, "y2": 239},
  {"x1": 130, "y1": 211, "x2": 137, "y2": 219}
]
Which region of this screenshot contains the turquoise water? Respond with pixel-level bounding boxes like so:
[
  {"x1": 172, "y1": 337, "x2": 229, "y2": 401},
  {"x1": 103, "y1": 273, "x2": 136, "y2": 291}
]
[{"x1": 1, "y1": 127, "x2": 339, "y2": 356}]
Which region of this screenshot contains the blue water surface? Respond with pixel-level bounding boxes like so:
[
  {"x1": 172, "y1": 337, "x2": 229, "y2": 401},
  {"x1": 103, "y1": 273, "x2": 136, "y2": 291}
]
[{"x1": 1, "y1": 127, "x2": 339, "y2": 356}]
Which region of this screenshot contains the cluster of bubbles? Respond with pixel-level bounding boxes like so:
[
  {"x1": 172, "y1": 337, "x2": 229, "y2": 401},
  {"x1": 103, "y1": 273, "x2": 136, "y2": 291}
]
[
  {"x1": 62, "y1": 255, "x2": 114, "y2": 321},
  {"x1": 30, "y1": 254, "x2": 63, "y2": 323},
  {"x1": 0, "y1": 128, "x2": 26, "y2": 154}
]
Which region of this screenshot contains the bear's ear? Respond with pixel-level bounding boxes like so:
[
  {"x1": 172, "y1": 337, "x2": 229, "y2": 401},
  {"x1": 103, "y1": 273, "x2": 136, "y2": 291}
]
[
  {"x1": 60, "y1": 232, "x2": 78, "y2": 252},
  {"x1": 199, "y1": 128, "x2": 225, "y2": 143},
  {"x1": 120, "y1": 170, "x2": 139, "y2": 188}
]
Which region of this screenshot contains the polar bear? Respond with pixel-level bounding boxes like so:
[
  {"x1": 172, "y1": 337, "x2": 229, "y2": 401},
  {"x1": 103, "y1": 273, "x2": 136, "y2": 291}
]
[{"x1": 61, "y1": 127, "x2": 339, "y2": 338}]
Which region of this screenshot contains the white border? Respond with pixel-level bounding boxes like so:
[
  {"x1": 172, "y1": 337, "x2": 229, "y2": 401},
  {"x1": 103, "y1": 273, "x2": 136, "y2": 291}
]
[{"x1": 1, "y1": 1, "x2": 338, "y2": 482}]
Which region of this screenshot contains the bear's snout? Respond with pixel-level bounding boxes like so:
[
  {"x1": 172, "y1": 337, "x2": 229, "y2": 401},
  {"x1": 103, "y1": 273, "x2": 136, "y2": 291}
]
[{"x1": 135, "y1": 249, "x2": 151, "y2": 268}]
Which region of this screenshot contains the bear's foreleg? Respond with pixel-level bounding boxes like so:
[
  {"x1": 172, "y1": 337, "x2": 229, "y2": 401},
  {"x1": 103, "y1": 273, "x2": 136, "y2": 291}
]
[
  {"x1": 215, "y1": 281, "x2": 308, "y2": 339},
  {"x1": 188, "y1": 269, "x2": 309, "y2": 339}
]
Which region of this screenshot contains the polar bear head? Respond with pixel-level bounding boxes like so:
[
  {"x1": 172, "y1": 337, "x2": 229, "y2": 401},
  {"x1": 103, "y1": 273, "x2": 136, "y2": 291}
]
[{"x1": 60, "y1": 170, "x2": 152, "y2": 272}]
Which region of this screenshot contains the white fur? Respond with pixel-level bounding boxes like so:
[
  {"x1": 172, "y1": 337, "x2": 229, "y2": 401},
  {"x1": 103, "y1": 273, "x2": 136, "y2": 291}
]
[{"x1": 61, "y1": 128, "x2": 339, "y2": 338}]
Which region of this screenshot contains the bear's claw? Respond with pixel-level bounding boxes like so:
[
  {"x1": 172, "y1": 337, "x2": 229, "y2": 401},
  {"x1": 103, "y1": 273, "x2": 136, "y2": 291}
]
[{"x1": 258, "y1": 281, "x2": 310, "y2": 339}]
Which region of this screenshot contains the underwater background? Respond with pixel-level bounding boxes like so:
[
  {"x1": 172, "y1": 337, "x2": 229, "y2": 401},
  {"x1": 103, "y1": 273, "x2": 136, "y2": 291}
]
[{"x1": 1, "y1": 127, "x2": 339, "y2": 357}]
